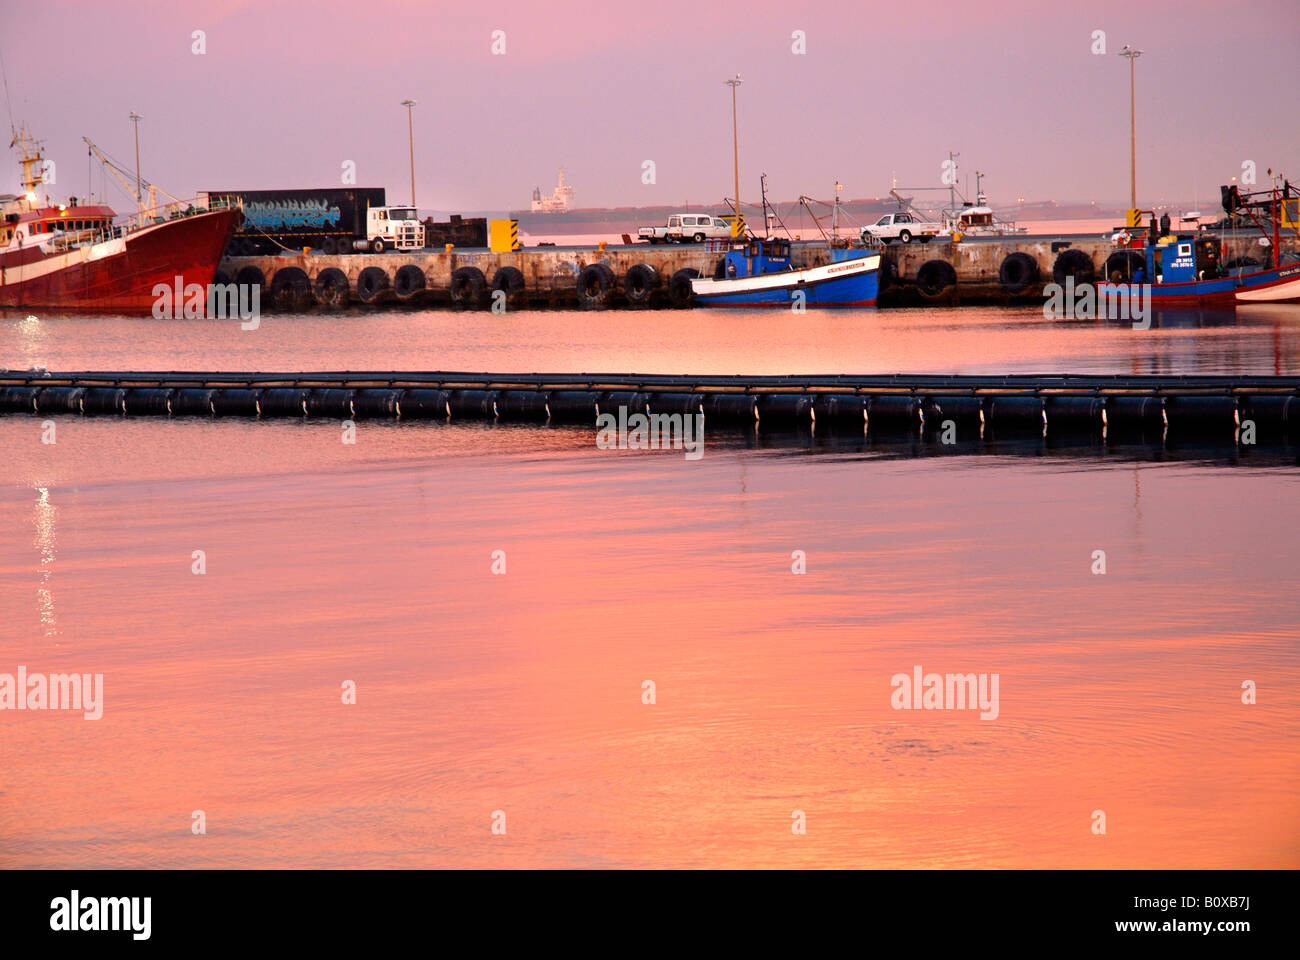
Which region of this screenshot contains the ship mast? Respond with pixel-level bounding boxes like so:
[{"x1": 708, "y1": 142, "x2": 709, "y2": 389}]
[{"x1": 12, "y1": 125, "x2": 47, "y2": 206}]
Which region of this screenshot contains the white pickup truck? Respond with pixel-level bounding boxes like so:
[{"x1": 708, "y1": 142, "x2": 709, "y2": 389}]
[
  {"x1": 639, "y1": 213, "x2": 733, "y2": 244},
  {"x1": 860, "y1": 212, "x2": 941, "y2": 245}
]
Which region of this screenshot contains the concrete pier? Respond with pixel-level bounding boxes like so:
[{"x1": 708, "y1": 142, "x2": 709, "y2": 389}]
[{"x1": 218, "y1": 229, "x2": 1297, "y2": 311}]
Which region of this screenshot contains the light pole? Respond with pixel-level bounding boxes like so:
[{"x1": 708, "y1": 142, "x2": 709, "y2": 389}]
[
  {"x1": 1118, "y1": 45, "x2": 1142, "y2": 211},
  {"x1": 128, "y1": 111, "x2": 142, "y2": 217},
  {"x1": 725, "y1": 75, "x2": 742, "y2": 235},
  {"x1": 400, "y1": 99, "x2": 417, "y2": 207}
]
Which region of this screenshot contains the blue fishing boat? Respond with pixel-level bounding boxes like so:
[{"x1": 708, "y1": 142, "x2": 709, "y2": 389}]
[
  {"x1": 690, "y1": 239, "x2": 881, "y2": 307},
  {"x1": 1097, "y1": 180, "x2": 1300, "y2": 305}
]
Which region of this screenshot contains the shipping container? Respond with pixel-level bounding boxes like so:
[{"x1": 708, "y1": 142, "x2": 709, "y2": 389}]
[{"x1": 199, "y1": 188, "x2": 386, "y2": 256}]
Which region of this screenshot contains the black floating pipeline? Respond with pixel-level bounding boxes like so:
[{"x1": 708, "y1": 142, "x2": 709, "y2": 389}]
[
  {"x1": 260, "y1": 387, "x2": 311, "y2": 418},
  {"x1": 984, "y1": 396, "x2": 1046, "y2": 436},
  {"x1": 35, "y1": 386, "x2": 86, "y2": 415},
  {"x1": 83, "y1": 387, "x2": 127, "y2": 415},
  {"x1": 448, "y1": 389, "x2": 498, "y2": 419},
  {"x1": 922, "y1": 396, "x2": 983, "y2": 432},
  {"x1": 869, "y1": 395, "x2": 923, "y2": 433},
  {"x1": 757, "y1": 394, "x2": 814, "y2": 425},
  {"x1": 0, "y1": 385, "x2": 40, "y2": 413},
  {"x1": 0, "y1": 371, "x2": 1297, "y2": 450},
  {"x1": 307, "y1": 388, "x2": 356, "y2": 419},
  {"x1": 701, "y1": 393, "x2": 758, "y2": 424},
  {"x1": 351, "y1": 388, "x2": 400, "y2": 419},
  {"x1": 1239, "y1": 394, "x2": 1299, "y2": 442},
  {"x1": 648, "y1": 392, "x2": 705, "y2": 418},
  {"x1": 547, "y1": 391, "x2": 600, "y2": 423},
  {"x1": 596, "y1": 391, "x2": 648, "y2": 418},
  {"x1": 813, "y1": 394, "x2": 869, "y2": 426},
  {"x1": 496, "y1": 390, "x2": 550, "y2": 422},
  {"x1": 125, "y1": 388, "x2": 174, "y2": 417},
  {"x1": 396, "y1": 388, "x2": 450, "y2": 419},
  {"x1": 173, "y1": 388, "x2": 218, "y2": 416},
  {"x1": 212, "y1": 388, "x2": 262, "y2": 418},
  {"x1": 1044, "y1": 396, "x2": 1106, "y2": 432}
]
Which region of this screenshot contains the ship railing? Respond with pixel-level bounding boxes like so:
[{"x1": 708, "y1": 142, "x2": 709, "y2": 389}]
[{"x1": 111, "y1": 194, "x2": 241, "y2": 237}]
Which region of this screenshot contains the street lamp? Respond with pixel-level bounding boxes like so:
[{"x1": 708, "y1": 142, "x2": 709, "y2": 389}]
[
  {"x1": 400, "y1": 99, "x2": 417, "y2": 207},
  {"x1": 1118, "y1": 45, "x2": 1142, "y2": 212},
  {"x1": 724, "y1": 75, "x2": 742, "y2": 235}
]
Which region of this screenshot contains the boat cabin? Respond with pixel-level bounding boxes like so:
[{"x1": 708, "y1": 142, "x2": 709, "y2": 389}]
[
  {"x1": 1147, "y1": 236, "x2": 1223, "y2": 283},
  {"x1": 714, "y1": 238, "x2": 792, "y2": 279},
  {"x1": 956, "y1": 206, "x2": 995, "y2": 230},
  {"x1": 1, "y1": 200, "x2": 116, "y2": 247}
]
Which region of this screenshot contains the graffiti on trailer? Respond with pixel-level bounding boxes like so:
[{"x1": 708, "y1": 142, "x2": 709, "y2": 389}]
[{"x1": 243, "y1": 199, "x2": 342, "y2": 231}]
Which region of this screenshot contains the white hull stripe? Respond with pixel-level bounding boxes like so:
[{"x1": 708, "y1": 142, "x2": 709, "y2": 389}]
[
  {"x1": 0, "y1": 237, "x2": 127, "y2": 285},
  {"x1": 1235, "y1": 275, "x2": 1300, "y2": 302},
  {"x1": 692, "y1": 255, "x2": 879, "y2": 296}
]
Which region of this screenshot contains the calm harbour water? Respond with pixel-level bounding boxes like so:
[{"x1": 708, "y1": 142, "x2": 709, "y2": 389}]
[{"x1": 1, "y1": 302, "x2": 1298, "y2": 868}]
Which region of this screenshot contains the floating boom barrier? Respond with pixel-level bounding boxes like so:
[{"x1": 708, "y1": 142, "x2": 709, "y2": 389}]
[{"x1": 1, "y1": 371, "x2": 1298, "y2": 445}]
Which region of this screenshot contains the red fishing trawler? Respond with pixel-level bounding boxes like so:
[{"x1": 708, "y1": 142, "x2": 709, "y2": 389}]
[{"x1": 0, "y1": 126, "x2": 240, "y2": 313}]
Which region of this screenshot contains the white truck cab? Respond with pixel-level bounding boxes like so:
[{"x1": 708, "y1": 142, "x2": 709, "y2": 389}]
[{"x1": 361, "y1": 206, "x2": 424, "y2": 252}]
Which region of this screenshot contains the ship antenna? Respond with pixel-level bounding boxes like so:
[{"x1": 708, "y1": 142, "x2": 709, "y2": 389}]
[{"x1": 0, "y1": 46, "x2": 15, "y2": 142}]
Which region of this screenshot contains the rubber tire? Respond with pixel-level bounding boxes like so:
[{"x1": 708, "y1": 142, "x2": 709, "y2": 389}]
[
  {"x1": 693, "y1": 232, "x2": 705, "y2": 243},
  {"x1": 234, "y1": 265, "x2": 265, "y2": 291},
  {"x1": 919, "y1": 236, "x2": 931, "y2": 244},
  {"x1": 1104, "y1": 250, "x2": 1145, "y2": 283},
  {"x1": 876, "y1": 257, "x2": 896, "y2": 292},
  {"x1": 915, "y1": 259, "x2": 957, "y2": 298},
  {"x1": 668, "y1": 268, "x2": 700, "y2": 308},
  {"x1": 321, "y1": 237, "x2": 337, "y2": 255},
  {"x1": 998, "y1": 252, "x2": 1039, "y2": 294},
  {"x1": 1052, "y1": 248, "x2": 1095, "y2": 286},
  {"x1": 269, "y1": 267, "x2": 312, "y2": 311},
  {"x1": 623, "y1": 264, "x2": 660, "y2": 306},
  {"x1": 450, "y1": 266, "x2": 487, "y2": 307},
  {"x1": 357, "y1": 266, "x2": 390, "y2": 304},
  {"x1": 393, "y1": 264, "x2": 426, "y2": 300},
  {"x1": 899, "y1": 230, "x2": 912, "y2": 244},
  {"x1": 370, "y1": 238, "x2": 385, "y2": 254},
  {"x1": 577, "y1": 263, "x2": 616, "y2": 309},
  {"x1": 491, "y1": 267, "x2": 526, "y2": 306},
  {"x1": 314, "y1": 267, "x2": 350, "y2": 309}
]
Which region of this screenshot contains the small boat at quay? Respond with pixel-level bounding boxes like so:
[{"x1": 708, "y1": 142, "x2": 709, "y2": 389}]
[
  {"x1": 0, "y1": 126, "x2": 240, "y2": 313},
  {"x1": 690, "y1": 238, "x2": 881, "y2": 307},
  {"x1": 1096, "y1": 179, "x2": 1300, "y2": 305}
]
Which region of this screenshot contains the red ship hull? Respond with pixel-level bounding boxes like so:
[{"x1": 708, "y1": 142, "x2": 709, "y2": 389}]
[{"x1": 0, "y1": 208, "x2": 239, "y2": 313}]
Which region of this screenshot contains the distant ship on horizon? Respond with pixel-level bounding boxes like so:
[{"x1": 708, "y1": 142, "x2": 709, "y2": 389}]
[{"x1": 530, "y1": 168, "x2": 574, "y2": 213}]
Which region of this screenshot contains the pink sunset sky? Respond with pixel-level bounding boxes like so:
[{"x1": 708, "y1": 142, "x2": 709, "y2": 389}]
[{"x1": 2, "y1": 0, "x2": 1297, "y2": 213}]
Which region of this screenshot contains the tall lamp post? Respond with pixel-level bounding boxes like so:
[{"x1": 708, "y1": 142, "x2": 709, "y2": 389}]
[
  {"x1": 1118, "y1": 45, "x2": 1142, "y2": 212},
  {"x1": 128, "y1": 111, "x2": 143, "y2": 218},
  {"x1": 724, "y1": 75, "x2": 742, "y2": 235},
  {"x1": 400, "y1": 99, "x2": 417, "y2": 207}
]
